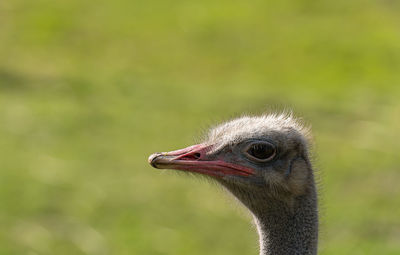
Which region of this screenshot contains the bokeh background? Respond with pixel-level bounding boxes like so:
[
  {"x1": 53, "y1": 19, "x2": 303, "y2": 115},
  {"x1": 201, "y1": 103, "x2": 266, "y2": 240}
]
[{"x1": 1, "y1": 0, "x2": 400, "y2": 254}]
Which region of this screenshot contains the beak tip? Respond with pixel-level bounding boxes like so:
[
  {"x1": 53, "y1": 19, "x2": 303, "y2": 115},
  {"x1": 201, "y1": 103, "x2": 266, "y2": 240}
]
[{"x1": 148, "y1": 153, "x2": 161, "y2": 168}]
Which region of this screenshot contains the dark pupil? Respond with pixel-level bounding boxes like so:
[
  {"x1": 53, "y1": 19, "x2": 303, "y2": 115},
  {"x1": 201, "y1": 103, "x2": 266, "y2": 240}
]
[{"x1": 249, "y1": 144, "x2": 274, "y2": 159}]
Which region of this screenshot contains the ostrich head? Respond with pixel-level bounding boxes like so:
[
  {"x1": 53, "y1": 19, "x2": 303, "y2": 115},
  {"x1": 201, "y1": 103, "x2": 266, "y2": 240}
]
[
  {"x1": 149, "y1": 113, "x2": 319, "y2": 255},
  {"x1": 148, "y1": 114, "x2": 314, "y2": 214}
]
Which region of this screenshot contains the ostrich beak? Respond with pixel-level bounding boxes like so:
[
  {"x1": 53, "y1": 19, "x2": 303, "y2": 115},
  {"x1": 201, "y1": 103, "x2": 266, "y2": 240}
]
[{"x1": 148, "y1": 144, "x2": 254, "y2": 178}]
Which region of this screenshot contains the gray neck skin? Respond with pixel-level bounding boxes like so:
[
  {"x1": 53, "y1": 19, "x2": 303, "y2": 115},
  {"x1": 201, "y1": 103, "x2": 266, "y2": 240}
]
[
  {"x1": 254, "y1": 192, "x2": 318, "y2": 255},
  {"x1": 222, "y1": 183, "x2": 318, "y2": 255}
]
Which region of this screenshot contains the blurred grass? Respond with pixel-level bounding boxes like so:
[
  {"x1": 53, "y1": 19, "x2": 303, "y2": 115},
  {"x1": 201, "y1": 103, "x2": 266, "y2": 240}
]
[{"x1": 1, "y1": 0, "x2": 400, "y2": 254}]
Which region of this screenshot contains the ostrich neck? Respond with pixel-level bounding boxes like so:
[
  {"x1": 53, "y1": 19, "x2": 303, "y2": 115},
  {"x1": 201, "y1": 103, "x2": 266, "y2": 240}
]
[
  {"x1": 223, "y1": 183, "x2": 318, "y2": 255},
  {"x1": 253, "y1": 191, "x2": 318, "y2": 255}
]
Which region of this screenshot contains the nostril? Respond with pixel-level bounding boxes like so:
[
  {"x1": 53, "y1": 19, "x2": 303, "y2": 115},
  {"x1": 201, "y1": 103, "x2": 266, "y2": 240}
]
[
  {"x1": 193, "y1": 153, "x2": 201, "y2": 159},
  {"x1": 180, "y1": 152, "x2": 202, "y2": 161}
]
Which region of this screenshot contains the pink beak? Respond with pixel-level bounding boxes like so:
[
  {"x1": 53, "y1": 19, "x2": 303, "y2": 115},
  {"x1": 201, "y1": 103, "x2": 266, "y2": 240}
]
[{"x1": 148, "y1": 144, "x2": 255, "y2": 178}]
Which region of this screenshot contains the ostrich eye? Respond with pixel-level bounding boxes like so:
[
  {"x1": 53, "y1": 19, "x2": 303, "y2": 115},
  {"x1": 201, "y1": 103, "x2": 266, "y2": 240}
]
[{"x1": 244, "y1": 142, "x2": 276, "y2": 162}]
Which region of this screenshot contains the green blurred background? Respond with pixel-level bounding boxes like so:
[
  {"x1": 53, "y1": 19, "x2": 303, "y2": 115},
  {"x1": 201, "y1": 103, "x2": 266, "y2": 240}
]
[{"x1": 1, "y1": 0, "x2": 400, "y2": 254}]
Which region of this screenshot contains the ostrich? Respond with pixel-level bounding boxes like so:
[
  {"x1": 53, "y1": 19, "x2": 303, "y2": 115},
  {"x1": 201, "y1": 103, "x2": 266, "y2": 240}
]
[{"x1": 148, "y1": 113, "x2": 318, "y2": 255}]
